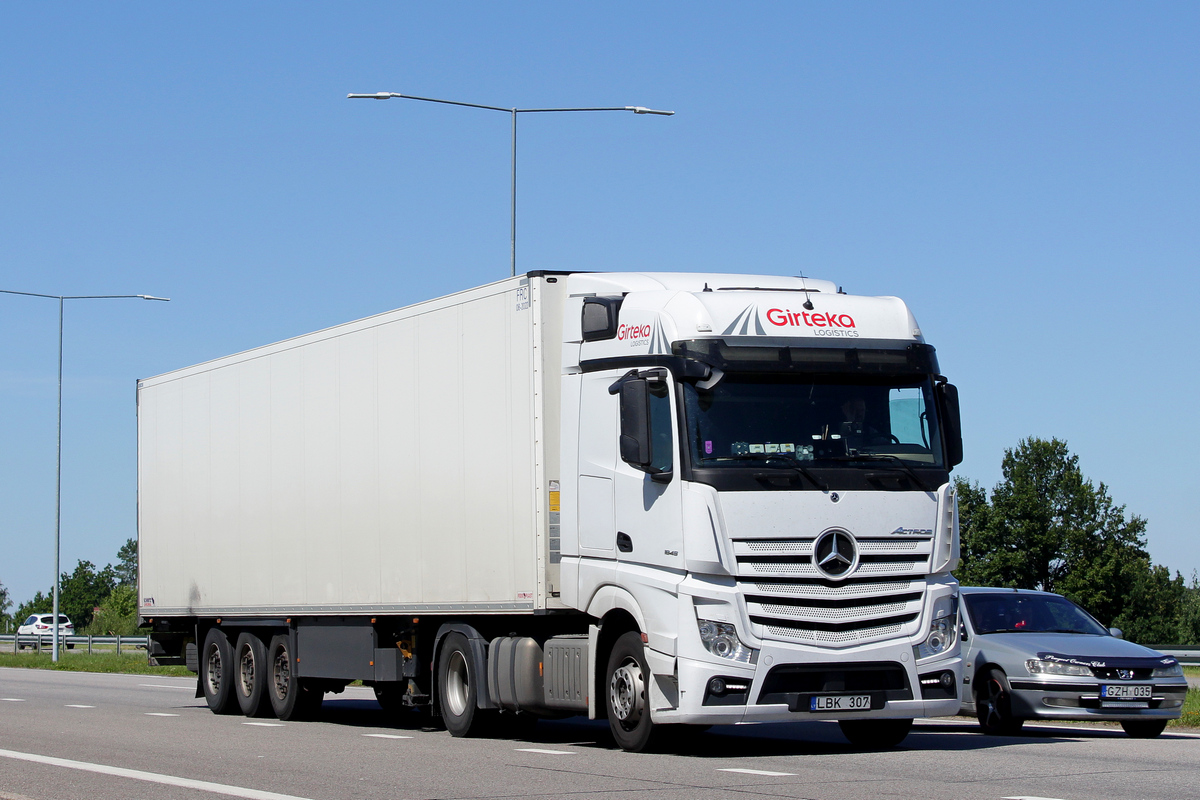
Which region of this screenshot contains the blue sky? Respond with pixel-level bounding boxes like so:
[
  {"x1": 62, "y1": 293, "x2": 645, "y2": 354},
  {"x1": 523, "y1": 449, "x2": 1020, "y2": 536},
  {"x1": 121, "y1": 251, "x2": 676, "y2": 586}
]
[{"x1": 2, "y1": 3, "x2": 1197, "y2": 609}]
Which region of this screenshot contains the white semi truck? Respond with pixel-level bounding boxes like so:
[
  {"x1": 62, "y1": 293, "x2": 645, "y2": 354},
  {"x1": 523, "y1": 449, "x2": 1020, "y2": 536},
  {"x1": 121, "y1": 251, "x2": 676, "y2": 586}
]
[{"x1": 138, "y1": 271, "x2": 964, "y2": 751}]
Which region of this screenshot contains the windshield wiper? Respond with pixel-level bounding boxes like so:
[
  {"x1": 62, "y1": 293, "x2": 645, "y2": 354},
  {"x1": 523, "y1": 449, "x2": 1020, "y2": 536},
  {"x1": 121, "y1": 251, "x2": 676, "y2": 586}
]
[
  {"x1": 827, "y1": 454, "x2": 932, "y2": 492},
  {"x1": 706, "y1": 454, "x2": 827, "y2": 490}
]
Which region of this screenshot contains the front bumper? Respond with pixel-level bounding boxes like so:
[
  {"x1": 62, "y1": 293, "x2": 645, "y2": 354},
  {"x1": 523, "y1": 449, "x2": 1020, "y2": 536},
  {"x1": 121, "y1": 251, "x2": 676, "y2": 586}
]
[
  {"x1": 999, "y1": 679, "x2": 1189, "y2": 722},
  {"x1": 652, "y1": 639, "x2": 963, "y2": 725}
]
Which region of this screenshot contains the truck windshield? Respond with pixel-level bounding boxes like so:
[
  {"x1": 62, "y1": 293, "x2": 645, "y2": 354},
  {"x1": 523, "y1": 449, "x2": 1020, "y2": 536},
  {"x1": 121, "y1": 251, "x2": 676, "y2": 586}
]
[{"x1": 682, "y1": 373, "x2": 944, "y2": 469}]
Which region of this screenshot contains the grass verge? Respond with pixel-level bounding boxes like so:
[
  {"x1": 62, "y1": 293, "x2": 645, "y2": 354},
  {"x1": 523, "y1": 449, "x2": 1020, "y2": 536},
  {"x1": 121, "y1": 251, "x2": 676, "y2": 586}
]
[
  {"x1": 1170, "y1": 687, "x2": 1200, "y2": 729},
  {"x1": 0, "y1": 651, "x2": 192, "y2": 677}
]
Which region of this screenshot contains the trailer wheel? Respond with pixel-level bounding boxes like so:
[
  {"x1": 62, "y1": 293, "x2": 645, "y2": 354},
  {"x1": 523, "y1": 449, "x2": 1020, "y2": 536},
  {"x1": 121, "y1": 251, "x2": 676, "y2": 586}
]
[
  {"x1": 266, "y1": 634, "x2": 322, "y2": 720},
  {"x1": 201, "y1": 628, "x2": 238, "y2": 714},
  {"x1": 234, "y1": 633, "x2": 272, "y2": 717},
  {"x1": 437, "y1": 632, "x2": 493, "y2": 737},
  {"x1": 838, "y1": 717, "x2": 913, "y2": 748},
  {"x1": 605, "y1": 631, "x2": 657, "y2": 752}
]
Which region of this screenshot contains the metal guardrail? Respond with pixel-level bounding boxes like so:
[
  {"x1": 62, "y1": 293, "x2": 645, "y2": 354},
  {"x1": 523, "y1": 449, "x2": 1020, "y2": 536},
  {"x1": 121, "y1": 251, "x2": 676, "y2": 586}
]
[
  {"x1": 1149, "y1": 645, "x2": 1200, "y2": 665},
  {"x1": 0, "y1": 634, "x2": 150, "y2": 655}
]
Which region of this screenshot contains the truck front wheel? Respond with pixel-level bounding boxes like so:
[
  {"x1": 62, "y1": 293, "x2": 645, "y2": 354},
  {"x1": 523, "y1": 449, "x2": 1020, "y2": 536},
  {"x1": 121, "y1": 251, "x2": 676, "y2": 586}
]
[
  {"x1": 838, "y1": 717, "x2": 913, "y2": 748},
  {"x1": 605, "y1": 632, "x2": 656, "y2": 752},
  {"x1": 201, "y1": 628, "x2": 238, "y2": 714}
]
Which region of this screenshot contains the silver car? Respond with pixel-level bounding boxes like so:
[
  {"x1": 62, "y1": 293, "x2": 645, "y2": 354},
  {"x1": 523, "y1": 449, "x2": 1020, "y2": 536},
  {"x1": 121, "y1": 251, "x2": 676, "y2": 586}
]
[{"x1": 958, "y1": 587, "x2": 1188, "y2": 738}]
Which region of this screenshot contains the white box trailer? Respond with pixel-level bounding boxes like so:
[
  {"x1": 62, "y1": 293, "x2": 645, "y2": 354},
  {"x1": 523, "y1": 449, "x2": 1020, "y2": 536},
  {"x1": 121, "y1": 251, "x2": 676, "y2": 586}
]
[
  {"x1": 139, "y1": 271, "x2": 965, "y2": 751},
  {"x1": 139, "y1": 275, "x2": 565, "y2": 616}
]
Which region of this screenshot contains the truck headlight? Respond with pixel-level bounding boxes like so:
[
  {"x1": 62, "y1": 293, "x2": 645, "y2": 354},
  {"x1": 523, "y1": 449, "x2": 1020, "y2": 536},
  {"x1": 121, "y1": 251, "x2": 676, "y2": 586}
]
[
  {"x1": 1152, "y1": 663, "x2": 1183, "y2": 678},
  {"x1": 913, "y1": 596, "x2": 958, "y2": 660},
  {"x1": 697, "y1": 619, "x2": 757, "y2": 664}
]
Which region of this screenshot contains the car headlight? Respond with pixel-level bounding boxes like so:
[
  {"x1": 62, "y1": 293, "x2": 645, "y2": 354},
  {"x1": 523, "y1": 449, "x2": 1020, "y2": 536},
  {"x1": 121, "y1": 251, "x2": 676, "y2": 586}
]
[
  {"x1": 913, "y1": 596, "x2": 958, "y2": 660},
  {"x1": 1152, "y1": 663, "x2": 1183, "y2": 678},
  {"x1": 1026, "y1": 659, "x2": 1092, "y2": 677},
  {"x1": 696, "y1": 619, "x2": 757, "y2": 664}
]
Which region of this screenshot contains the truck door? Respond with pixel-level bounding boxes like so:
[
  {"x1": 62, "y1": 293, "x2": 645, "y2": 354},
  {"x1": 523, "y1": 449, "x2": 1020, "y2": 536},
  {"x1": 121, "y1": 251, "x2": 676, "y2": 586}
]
[{"x1": 612, "y1": 369, "x2": 684, "y2": 572}]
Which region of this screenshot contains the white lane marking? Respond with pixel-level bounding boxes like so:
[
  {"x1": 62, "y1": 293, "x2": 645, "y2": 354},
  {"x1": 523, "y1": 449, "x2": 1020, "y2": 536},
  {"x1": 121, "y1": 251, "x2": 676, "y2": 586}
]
[
  {"x1": 145, "y1": 713, "x2": 180, "y2": 717},
  {"x1": 514, "y1": 748, "x2": 573, "y2": 754},
  {"x1": 362, "y1": 734, "x2": 413, "y2": 739},
  {"x1": 139, "y1": 683, "x2": 194, "y2": 690},
  {"x1": 242, "y1": 722, "x2": 285, "y2": 727},
  {"x1": 2, "y1": 698, "x2": 25, "y2": 702},
  {"x1": 718, "y1": 768, "x2": 796, "y2": 777},
  {"x1": 64, "y1": 704, "x2": 95, "y2": 708},
  {"x1": 1003, "y1": 797, "x2": 1070, "y2": 800},
  {"x1": 0, "y1": 748, "x2": 317, "y2": 800}
]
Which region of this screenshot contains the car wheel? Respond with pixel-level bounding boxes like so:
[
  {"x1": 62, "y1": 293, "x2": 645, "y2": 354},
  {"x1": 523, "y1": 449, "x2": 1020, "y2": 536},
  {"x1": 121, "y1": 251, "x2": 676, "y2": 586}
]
[
  {"x1": 1121, "y1": 719, "x2": 1167, "y2": 738},
  {"x1": 838, "y1": 718, "x2": 913, "y2": 748},
  {"x1": 437, "y1": 633, "x2": 495, "y2": 737},
  {"x1": 605, "y1": 631, "x2": 658, "y2": 752},
  {"x1": 201, "y1": 628, "x2": 239, "y2": 714},
  {"x1": 976, "y1": 669, "x2": 1024, "y2": 735},
  {"x1": 234, "y1": 633, "x2": 272, "y2": 717}
]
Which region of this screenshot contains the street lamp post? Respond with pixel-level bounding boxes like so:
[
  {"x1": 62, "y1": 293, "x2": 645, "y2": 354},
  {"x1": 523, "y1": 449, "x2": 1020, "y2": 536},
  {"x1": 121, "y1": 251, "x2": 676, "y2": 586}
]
[
  {"x1": 347, "y1": 92, "x2": 674, "y2": 277},
  {"x1": 0, "y1": 290, "x2": 169, "y2": 662}
]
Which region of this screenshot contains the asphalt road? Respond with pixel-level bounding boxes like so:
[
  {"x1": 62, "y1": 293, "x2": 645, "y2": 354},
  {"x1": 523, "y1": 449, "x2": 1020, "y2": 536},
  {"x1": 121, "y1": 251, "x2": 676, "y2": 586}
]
[{"x1": 0, "y1": 667, "x2": 1196, "y2": 800}]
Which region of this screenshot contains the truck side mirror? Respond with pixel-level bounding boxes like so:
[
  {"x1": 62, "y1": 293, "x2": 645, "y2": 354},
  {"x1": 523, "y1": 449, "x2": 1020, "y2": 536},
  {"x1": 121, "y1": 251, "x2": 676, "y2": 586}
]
[
  {"x1": 938, "y1": 382, "x2": 963, "y2": 468},
  {"x1": 619, "y1": 379, "x2": 652, "y2": 467}
]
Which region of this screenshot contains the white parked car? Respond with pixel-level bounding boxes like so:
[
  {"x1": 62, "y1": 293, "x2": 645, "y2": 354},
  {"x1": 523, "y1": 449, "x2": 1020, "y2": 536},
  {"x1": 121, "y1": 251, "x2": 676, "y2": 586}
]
[
  {"x1": 16, "y1": 614, "x2": 75, "y2": 649},
  {"x1": 958, "y1": 587, "x2": 1187, "y2": 738}
]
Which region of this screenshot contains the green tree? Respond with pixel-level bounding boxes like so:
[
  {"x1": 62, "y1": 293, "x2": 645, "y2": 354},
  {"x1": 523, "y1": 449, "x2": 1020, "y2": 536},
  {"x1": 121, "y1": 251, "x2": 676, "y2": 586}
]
[
  {"x1": 114, "y1": 538, "x2": 137, "y2": 587},
  {"x1": 955, "y1": 437, "x2": 1168, "y2": 632},
  {"x1": 0, "y1": 580, "x2": 11, "y2": 632},
  {"x1": 12, "y1": 591, "x2": 53, "y2": 626},
  {"x1": 84, "y1": 584, "x2": 140, "y2": 636},
  {"x1": 1176, "y1": 573, "x2": 1200, "y2": 646},
  {"x1": 57, "y1": 560, "x2": 116, "y2": 629},
  {"x1": 1110, "y1": 563, "x2": 1187, "y2": 644}
]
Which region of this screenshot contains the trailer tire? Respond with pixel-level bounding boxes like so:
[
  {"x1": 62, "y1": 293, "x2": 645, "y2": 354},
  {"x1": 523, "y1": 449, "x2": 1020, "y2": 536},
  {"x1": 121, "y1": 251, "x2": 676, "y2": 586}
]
[
  {"x1": 267, "y1": 634, "x2": 321, "y2": 720},
  {"x1": 605, "y1": 631, "x2": 657, "y2": 752},
  {"x1": 838, "y1": 717, "x2": 913, "y2": 748},
  {"x1": 437, "y1": 632, "x2": 494, "y2": 737},
  {"x1": 201, "y1": 628, "x2": 238, "y2": 715},
  {"x1": 234, "y1": 633, "x2": 272, "y2": 717}
]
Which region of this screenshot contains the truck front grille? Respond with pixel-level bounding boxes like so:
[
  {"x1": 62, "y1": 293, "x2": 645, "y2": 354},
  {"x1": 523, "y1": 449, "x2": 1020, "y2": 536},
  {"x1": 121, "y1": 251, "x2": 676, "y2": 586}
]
[{"x1": 733, "y1": 535, "x2": 931, "y2": 646}]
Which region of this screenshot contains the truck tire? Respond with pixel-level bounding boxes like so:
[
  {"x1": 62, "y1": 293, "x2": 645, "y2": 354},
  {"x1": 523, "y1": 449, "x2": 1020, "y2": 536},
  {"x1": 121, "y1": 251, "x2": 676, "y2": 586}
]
[
  {"x1": 437, "y1": 632, "x2": 494, "y2": 737},
  {"x1": 234, "y1": 632, "x2": 272, "y2": 717},
  {"x1": 976, "y1": 669, "x2": 1024, "y2": 735},
  {"x1": 605, "y1": 631, "x2": 657, "y2": 752},
  {"x1": 266, "y1": 634, "x2": 322, "y2": 720},
  {"x1": 838, "y1": 718, "x2": 913, "y2": 748},
  {"x1": 201, "y1": 628, "x2": 238, "y2": 714}
]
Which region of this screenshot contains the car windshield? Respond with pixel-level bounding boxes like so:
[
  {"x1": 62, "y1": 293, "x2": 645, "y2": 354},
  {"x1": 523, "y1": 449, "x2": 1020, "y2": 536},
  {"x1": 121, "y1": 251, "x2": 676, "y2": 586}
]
[
  {"x1": 964, "y1": 593, "x2": 1108, "y2": 635},
  {"x1": 682, "y1": 373, "x2": 944, "y2": 468}
]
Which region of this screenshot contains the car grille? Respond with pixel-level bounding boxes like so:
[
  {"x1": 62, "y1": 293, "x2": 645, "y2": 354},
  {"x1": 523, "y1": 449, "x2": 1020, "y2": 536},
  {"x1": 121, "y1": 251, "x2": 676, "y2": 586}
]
[{"x1": 733, "y1": 534, "x2": 932, "y2": 646}]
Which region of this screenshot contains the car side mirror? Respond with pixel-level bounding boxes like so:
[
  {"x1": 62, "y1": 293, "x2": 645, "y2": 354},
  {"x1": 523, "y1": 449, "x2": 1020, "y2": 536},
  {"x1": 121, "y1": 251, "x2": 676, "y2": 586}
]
[
  {"x1": 937, "y1": 382, "x2": 963, "y2": 467},
  {"x1": 1108, "y1": 627, "x2": 1123, "y2": 639}
]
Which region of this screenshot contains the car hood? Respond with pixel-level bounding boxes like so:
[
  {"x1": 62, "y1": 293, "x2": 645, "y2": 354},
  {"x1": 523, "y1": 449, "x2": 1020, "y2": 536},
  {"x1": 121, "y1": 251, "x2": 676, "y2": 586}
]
[{"x1": 973, "y1": 632, "x2": 1174, "y2": 667}]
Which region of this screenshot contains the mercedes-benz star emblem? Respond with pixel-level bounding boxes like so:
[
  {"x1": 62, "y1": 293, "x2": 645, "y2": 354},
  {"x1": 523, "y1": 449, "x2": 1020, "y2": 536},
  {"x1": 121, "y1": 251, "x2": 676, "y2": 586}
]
[{"x1": 813, "y1": 529, "x2": 858, "y2": 580}]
